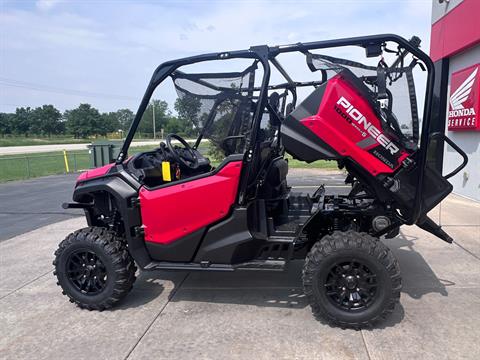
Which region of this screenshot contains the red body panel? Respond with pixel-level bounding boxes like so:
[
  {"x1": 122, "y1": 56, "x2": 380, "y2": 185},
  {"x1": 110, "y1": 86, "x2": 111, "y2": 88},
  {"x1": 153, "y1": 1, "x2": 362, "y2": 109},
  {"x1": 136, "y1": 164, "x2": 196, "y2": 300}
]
[
  {"x1": 139, "y1": 161, "x2": 243, "y2": 245},
  {"x1": 301, "y1": 75, "x2": 409, "y2": 175},
  {"x1": 77, "y1": 163, "x2": 114, "y2": 182}
]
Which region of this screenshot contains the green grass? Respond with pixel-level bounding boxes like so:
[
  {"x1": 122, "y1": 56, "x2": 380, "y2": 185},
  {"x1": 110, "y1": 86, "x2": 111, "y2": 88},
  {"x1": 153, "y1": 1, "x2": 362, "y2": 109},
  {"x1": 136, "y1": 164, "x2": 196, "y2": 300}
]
[
  {"x1": 0, "y1": 146, "x2": 163, "y2": 182},
  {"x1": 0, "y1": 143, "x2": 337, "y2": 183},
  {"x1": 285, "y1": 154, "x2": 338, "y2": 169},
  {"x1": 0, "y1": 151, "x2": 90, "y2": 182}
]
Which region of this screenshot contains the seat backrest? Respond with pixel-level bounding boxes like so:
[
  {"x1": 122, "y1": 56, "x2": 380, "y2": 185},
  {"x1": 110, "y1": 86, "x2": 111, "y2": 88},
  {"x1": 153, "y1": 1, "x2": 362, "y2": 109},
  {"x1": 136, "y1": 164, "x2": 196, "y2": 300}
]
[
  {"x1": 256, "y1": 156, "x2": 289, "y2": 201},
  {"x1": 269, "y1": 92, "x2": 282, "y2": 128},
  {"x1": 266, "y1": 157, "x2": 288, "y2": 187}
]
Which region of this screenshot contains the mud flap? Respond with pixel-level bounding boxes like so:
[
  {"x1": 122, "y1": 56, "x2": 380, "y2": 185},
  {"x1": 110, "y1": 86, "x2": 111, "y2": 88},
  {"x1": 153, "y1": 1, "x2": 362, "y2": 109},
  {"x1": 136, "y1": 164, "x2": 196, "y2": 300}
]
[{"x1": 416, "y1": 215, "x2": 453, "y2": 243}]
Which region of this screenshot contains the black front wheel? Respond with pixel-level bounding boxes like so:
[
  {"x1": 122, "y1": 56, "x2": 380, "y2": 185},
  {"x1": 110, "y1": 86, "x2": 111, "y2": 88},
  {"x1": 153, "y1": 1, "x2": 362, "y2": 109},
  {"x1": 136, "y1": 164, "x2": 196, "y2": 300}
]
[
  {"x1": 302, "y1": 231, "x2": 401, "y2": 329},
  {"x1": 53, "y1": 227, "x2": 137, "y2": 310}
]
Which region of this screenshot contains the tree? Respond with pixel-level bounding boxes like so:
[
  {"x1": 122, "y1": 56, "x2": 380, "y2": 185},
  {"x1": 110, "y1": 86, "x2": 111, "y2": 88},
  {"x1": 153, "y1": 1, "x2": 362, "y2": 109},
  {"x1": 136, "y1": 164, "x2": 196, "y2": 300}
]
[
  {"x1": 12, "y1": 107, "x2": 34, "y2": 136},
  {"x1": 99, "y1": 112, "x2": 120, "y2": 136},
  {"x1": 164, "y1": 117, "x2": 184, "y2": 135},
  {"x1": 138, "y1": 99, "x2": 170, "y2": 136},
  {"x1": 64, "y1": 103, "x2": 101, "y2": 138},
  {"x1": 115, "y1": 109, "x2": 135, "y2": 131},
  {"x1": 174, "y1": 94, "x2": 201, "y2": 136},
  {"x1": 32, "y1": 105, "x2": 63, "y2": 137},
  {"x1": 0, "y1": 113, "x2": 14, "y2": 137}
]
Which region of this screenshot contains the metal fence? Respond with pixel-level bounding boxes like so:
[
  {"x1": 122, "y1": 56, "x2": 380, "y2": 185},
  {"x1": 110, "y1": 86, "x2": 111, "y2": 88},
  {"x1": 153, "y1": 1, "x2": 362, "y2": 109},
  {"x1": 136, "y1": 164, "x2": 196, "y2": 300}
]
[{"x1": 0, "y1": 151, "x2": 91, "y2": 182}]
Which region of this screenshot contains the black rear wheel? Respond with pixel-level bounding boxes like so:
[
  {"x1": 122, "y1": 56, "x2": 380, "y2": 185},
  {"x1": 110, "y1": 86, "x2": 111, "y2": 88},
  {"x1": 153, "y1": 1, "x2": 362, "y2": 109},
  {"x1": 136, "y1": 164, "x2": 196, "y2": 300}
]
[
  {"x1": 302, "y1": 231, "x2": 401, "y2": 329},
  {"x1": 324, "y1": 258, "x2": 378, "y2": 312},
  {"x1": 53, "y1": 227, "x2": 137, "y2": 310}
]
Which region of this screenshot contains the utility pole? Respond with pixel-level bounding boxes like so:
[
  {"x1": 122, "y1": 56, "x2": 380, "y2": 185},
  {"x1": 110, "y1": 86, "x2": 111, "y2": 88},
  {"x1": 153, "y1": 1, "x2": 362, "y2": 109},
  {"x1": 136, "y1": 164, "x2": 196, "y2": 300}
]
[{"x1": 152, "y1": 100, "x2": 156, "y2": 140}]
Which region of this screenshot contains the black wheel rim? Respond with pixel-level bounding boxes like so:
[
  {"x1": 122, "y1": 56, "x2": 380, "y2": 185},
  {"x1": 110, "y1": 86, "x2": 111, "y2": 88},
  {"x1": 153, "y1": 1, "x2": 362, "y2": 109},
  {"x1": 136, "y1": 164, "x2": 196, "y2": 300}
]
[
  {"x1": 323, "y1": 259, "x2": 378, "y2": 311},
  {"x1": 66, "y1": 250, "x2": 108, "y2": 295}
]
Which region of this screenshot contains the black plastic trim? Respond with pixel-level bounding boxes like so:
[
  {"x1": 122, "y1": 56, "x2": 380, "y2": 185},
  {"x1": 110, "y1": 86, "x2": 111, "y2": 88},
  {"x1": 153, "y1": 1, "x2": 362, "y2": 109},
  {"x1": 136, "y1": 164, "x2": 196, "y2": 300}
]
[
  {"x1": 73, "y1": 175, "x2": 150, "y2": 268},
  {"x1": 194, "y1": 207, "x2": 261, "y2": 264},
  {"x1": 145, "y1": 228, "x2": 206, "y2": 262}
]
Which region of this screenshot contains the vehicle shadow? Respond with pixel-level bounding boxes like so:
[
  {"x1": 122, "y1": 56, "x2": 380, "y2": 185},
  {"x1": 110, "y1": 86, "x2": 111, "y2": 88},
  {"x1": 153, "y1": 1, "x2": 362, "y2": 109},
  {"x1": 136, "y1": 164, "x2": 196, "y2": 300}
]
[
  {"x1": 118, "y1": 231, "x2": 450, "y2": 328},
  {"x1": 115, "y1": 272, "x2": 183, "y2": 310},
  {"x1": 388, "y1": 231, "x2": 451, "y2": 299}
]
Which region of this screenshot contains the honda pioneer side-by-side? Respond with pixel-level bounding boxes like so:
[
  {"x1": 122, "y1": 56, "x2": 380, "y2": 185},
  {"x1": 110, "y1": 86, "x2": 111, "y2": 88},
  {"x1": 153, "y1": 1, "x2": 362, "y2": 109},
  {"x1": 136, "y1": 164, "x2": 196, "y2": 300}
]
[{"x1": 54, "y1": 34, "x2": 468, "y2": 328}]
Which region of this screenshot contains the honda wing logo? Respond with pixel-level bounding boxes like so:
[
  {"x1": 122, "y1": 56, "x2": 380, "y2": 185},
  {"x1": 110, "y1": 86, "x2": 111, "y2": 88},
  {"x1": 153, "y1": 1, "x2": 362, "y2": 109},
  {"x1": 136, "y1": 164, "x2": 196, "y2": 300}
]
[
  {"x1": 450, "y1": 67, "x2": 478, "y2": 110},
  {"x1": 448, "y1": 64, "x2": 479, "y2": 131}
]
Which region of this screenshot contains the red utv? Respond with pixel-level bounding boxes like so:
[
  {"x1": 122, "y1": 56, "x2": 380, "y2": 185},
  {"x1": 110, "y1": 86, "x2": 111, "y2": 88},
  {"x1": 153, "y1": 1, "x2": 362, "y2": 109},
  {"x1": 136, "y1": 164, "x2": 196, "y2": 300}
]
[{"x1": 54, "y1": 34, "x2": 468, "y2": 328}]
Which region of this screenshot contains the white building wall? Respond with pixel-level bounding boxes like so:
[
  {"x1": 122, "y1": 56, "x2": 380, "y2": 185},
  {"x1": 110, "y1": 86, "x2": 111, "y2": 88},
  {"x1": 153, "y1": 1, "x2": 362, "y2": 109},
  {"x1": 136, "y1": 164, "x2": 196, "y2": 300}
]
[{"x1": 443, "y1": 44, "x2": 480, "y2": 201}]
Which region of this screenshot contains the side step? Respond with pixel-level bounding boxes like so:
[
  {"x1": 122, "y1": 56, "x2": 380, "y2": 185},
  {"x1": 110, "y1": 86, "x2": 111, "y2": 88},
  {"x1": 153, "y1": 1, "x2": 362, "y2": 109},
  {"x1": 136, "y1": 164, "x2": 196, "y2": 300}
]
[
  {"x1": 234, "y1": 259, "x2": 286, "y2": 271},
  {"x1": 144, "y1": 262, "x2": 234, "y2": 272},
  {"x1": 256, "y1": 236, "x2": 293, "y2": 260},
  {"x1": 144, "y1": 259, "x2": 286, "y2": 272}
]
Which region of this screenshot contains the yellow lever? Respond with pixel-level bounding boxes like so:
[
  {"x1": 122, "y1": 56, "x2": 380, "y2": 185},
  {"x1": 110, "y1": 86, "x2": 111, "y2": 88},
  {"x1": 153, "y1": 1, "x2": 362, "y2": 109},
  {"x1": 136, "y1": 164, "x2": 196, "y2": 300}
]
[{"x1": 162, "y1": 161, "x2": 172, "y2": 181}]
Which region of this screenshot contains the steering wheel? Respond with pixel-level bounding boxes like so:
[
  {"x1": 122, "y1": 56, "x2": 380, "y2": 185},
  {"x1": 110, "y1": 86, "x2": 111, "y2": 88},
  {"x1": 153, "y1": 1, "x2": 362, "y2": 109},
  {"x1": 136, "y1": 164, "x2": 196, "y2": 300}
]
[{"x1": 166, "y1": 133, "x2": 199, "y2": 170}]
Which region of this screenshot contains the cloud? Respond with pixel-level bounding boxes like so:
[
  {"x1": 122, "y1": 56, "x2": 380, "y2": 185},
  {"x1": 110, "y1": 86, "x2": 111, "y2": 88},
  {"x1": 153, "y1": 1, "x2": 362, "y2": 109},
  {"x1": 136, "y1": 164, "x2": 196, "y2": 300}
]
[
  {"x1": 1, "y1": 0, "x2": 432, "y2": 113},
  {"x1": 1, "y1": 10, "x2": 108, "y2": 51},
  {"x1": 36, "y1": 0, "x2": 62, "y2": 11}
]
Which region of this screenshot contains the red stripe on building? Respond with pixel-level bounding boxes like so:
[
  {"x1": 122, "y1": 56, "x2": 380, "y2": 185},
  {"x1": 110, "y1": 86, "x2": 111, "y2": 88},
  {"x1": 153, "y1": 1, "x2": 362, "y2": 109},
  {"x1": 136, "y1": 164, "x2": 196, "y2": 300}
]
[{"x1": 430, "y1": 0, "x2": 480, "y2": 62}]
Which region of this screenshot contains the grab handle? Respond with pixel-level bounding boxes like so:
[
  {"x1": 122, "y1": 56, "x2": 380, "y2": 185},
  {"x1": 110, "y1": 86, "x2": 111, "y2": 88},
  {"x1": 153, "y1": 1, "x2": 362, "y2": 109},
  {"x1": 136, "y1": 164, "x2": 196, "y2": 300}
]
[{"x1": 430, "y1": 132, "x2": 468, "y2": 179}]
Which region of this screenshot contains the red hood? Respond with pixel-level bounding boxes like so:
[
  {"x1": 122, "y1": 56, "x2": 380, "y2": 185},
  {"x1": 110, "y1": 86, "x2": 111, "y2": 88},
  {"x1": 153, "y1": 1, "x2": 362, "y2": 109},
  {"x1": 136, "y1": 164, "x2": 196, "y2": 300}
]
[{"x1": 77, "y1": 163, "x2": 115, "y2": 182}]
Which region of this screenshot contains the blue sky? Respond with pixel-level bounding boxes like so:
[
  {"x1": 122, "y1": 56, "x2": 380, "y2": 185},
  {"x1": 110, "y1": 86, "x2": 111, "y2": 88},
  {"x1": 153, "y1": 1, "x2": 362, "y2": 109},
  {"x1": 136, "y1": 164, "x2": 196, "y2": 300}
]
[{"x1": 0, "y1": 0, "x2": 432, "y2": 113}]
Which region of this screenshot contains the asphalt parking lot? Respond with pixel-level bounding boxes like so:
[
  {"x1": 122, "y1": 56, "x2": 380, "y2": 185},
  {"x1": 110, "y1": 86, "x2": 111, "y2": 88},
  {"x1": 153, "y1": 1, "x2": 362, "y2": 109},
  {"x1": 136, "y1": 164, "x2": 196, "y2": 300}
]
[
  {"x1": 0, "y1": 174, "x2": 82, "y2": 241},
  {"x1": 0, "y1": 171, "x2": 479, "y2": 359}
]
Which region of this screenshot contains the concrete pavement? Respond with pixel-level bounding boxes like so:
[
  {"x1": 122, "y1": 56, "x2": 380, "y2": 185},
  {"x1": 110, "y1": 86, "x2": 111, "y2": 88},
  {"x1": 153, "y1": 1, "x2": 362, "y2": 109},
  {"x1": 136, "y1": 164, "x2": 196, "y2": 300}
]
[
  {"x1": 0, "y1": 194, "x2": 479, "y2": 359},
  {"x1": 0, "y1": 139, "x2": 208, "y2": 155},
  {"x1": 0, "y1": 141, "x2": 160, "y2": 155}
]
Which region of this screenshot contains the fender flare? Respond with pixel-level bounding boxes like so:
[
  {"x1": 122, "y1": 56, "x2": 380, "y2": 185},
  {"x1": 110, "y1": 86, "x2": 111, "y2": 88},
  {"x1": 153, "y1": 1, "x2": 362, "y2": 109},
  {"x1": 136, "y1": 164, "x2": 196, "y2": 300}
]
[{"x1": 73, "y1": 175, "x2": 151, "y2": 268}]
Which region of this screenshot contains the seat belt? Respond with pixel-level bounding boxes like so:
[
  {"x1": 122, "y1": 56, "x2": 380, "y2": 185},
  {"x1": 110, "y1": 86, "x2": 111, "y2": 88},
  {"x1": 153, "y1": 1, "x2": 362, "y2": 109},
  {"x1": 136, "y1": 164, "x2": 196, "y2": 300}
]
[{"x1": 376, "y1": 62, "x2": 388, "y2": 101}]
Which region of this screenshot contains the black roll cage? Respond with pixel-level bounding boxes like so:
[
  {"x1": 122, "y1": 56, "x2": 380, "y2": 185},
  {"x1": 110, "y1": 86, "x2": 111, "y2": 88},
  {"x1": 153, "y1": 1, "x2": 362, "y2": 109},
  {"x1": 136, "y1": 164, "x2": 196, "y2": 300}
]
[{"x1": 117, "y1": 34, "x2": 435, "y2": 226}]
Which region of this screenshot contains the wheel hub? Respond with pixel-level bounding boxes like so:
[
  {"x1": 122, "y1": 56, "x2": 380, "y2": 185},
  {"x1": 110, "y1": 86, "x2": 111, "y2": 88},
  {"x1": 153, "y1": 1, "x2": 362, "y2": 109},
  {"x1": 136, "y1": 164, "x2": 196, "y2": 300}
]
[
  {"x1": 345, "y1": 275, "x2": 357, "y2": 289},
  {"x1": 323, "y1": 259, "x2": 378, "y2": 311},
  {"x1": 66, "y1": 250, "x2": 108, "y2": 295}
]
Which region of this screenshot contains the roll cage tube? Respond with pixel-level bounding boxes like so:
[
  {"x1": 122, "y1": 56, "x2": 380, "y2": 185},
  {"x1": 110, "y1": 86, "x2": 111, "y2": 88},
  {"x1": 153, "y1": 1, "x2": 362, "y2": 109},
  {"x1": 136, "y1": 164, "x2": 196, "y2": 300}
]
[
  {"x1": 118, "y1": 34, "x2": 434, "y2": 225},
  {"x1": 117, "y1": 46, "x2": 272, "y2": 208}
]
